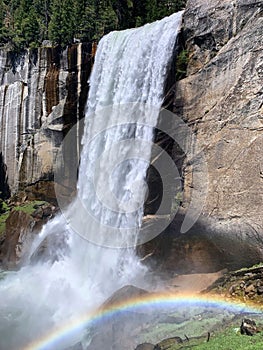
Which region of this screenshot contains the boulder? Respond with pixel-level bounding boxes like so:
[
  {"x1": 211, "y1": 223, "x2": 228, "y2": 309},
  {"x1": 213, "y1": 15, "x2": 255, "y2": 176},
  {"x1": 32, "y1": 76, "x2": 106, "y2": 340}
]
[
  {"x1": 240, "y1": 318, "x2": 258, "y2": 336},
  {"x1": 102, "y1": 285, "x2": 149, "y2": 309},
  {"x1": 88, "y1": 285, "x2": 150, "y2": 350}
]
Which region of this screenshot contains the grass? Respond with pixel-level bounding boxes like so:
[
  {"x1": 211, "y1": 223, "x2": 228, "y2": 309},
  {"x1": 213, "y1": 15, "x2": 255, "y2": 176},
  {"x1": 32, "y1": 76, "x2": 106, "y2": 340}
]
[
  {"x1": 0, "y1": 201, "x2": 9, "y2": 212},
  {"x1": 169, "y1": 329, "x2": 263, "y2": 350},
  {"x1": 135, "y1": 306, "x2": 240, "y2": 347},
  {"x1": 135, "y1": 302, "x2": 263, "y2": 350},
  {"x1": 158, "y1": 326, "x2": 263, "y2": 350}
]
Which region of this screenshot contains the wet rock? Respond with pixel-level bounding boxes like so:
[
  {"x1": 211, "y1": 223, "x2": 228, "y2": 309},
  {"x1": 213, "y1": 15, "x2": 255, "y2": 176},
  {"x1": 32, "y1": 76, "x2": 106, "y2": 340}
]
[
  {"x1": 32, "y1": 203, "x2": 56, "y2": 220},
  {"x1": 31, "y1": 202, "x2": 58, "y2": 232},
  {"x1": 102, "y1": 285, "x2": 149, "y2": 309},
  {"x1": 88, "y1": 286, "x2": 150, "y2": 350},
  {"x1": 0, "y1": 210, "x2": 36, "y2": 268},
  {"x1": 240, "y1": 318, "x2": 258, "y2": 336},
  {"x1": 0, "y1": 201, "x2": 59, "y2": 267}
]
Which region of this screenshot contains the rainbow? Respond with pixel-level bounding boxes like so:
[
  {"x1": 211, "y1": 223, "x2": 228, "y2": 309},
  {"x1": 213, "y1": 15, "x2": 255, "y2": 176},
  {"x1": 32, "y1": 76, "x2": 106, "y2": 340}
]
[{"x1": 24, "y1": 292, "x2": 263, "y2": 350}]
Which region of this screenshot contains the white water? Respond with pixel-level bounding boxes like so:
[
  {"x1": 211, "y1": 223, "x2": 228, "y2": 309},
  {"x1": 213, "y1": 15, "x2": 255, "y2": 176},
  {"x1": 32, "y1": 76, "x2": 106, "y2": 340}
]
[{"x1": 0, "y1": 12, "x2": 183, "y2": 350}]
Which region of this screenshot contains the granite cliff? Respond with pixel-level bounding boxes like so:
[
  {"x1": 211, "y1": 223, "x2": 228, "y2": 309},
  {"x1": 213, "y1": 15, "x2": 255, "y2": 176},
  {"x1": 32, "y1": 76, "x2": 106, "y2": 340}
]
[
  {"x1": 0, "y1": 43, "x2": 95, "y2": 201},
  {"x1": 0, "y1": 0, "x2": 262, "y2": 272},
  {"x1": 142, "y1": 0, "x2": 263, "y2": 273}
]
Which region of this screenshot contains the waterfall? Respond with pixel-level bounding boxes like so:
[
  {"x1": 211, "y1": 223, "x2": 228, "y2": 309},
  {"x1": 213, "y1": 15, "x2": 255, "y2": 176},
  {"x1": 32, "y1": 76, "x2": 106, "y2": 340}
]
[{"x1": 0, "y1": 12, "x2": 183, "y2": 350}]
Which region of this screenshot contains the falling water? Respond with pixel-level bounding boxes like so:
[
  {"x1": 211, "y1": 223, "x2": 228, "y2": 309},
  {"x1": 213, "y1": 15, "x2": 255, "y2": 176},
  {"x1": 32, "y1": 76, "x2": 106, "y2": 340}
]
[{"x1": 0, "y1": 12, "x2": 183, "y2": 350}]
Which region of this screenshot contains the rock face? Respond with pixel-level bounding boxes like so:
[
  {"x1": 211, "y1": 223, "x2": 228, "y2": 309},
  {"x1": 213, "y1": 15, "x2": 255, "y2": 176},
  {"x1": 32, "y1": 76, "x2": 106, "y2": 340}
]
[
  {"x1": 1, "y1": 210, "x2": 35, "y2": 268},
  {"x1": 0, "y1": 203, "x2": 58, "y2": 268},
  {"x1": 140, "y1": 0, "x2": 263, "y2": 273},
  {"x1": 0, "y1": 43, "x2": 94, "y2": 199},
  {"x1": 180, "y1": 0, "x2": 263, "y2": 265},
  {"x1": 178, "y1": 0, "x2": 263, "y2": 224}
]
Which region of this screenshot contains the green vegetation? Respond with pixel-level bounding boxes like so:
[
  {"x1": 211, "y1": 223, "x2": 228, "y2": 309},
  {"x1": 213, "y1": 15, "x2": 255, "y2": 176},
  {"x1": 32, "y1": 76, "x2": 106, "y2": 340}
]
[
  {"x1": 167, "y1": 329, "x2": 263, "y2": 349},
  {"x1": 0, "y1": 200, "x2": 47, "y2": 235},
  {"x1": 12, "y1": 200, "x2": 47, "y2": 214},
  {"x1": 142, "y1": 324, "x2": 263, "y2": 350},
  {"x1": 195, "y1": 330, "x2": 263, "y2": 350},
  {"x1": 0, "y1": 199, "x2": 9, "y2": 214},
  {"x1": 235, "y1": 262, "x2": 263, "y2": 272},
  {"x1": 136, "y1": 303, "x2": 263, "y2": 350},
  {"x1": 176, "y1": 49, "x2": 189, "y2": 80},
  {"x1": 0, "y1": 198, "x2": 9, "y2": 234},
  {"x1": 0, "y1": 0, "x2": 187, "y2": 49},
  {"x1": 171, "y1": 191, "x2": 183, "y2": 213},
  {"x1": 0, "y1": 211, "x2": 9, "y2": 235}
]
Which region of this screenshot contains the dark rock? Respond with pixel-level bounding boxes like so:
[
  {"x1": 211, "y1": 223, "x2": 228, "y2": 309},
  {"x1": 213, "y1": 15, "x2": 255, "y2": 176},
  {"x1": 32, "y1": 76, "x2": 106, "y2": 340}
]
[
  {"x1": 41, "y1": 205, "x2": 53, "y2": 218},
  {"x1": 25, "y1": 181, "x2": 58, "y2": 205},
  {"x1": 156, "y1": 337, "x2": 183, "y2": 349},
  {"x1": 102, "y1": 285, "x2": 149, "y2": 309},
  {"x1": 135, "y1": 343, "x2": 155, "y2": 350},
  {"x1": 31, "y1": 207, "x2": 44, "y2": 219},
  {"x1": 138, "y1": 217, "x2": 228, "y2": 274},
  {"x1": 240, "y1": 318, "x2": 258, "y2": 336},
  {"x1": 31, "y1": 203, "x2": 58, "y2": 230}
]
